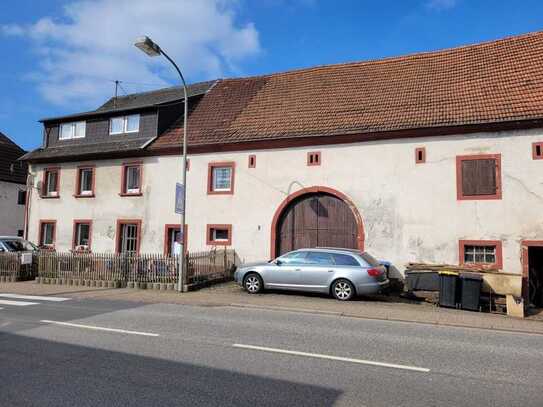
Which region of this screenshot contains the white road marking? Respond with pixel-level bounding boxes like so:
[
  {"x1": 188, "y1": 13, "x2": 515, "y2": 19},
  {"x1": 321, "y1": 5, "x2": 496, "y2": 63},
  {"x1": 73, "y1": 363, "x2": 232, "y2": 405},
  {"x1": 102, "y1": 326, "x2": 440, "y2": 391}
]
[
  {"x1": 0, "y1": 307, "x2": 3, "y2": 310},
  {"x1": 0, "y1": 293, "x2": 70, "y2": 302},
  {"x1": 233, "y1": 343, "x2": 430, "y2": 373},
  {"x1": 0, "y1": 299, "x2": 39, "y2": 306},
  {"x1": 40, "y1": 320, "x2": 160, "y2": 337}
]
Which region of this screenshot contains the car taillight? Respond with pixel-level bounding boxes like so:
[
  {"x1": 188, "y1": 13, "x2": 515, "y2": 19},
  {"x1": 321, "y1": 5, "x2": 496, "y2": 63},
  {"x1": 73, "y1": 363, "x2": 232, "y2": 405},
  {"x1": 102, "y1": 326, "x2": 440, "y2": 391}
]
[{"x1": 367, "y1": 267, "x2": 383, "y2": 277}]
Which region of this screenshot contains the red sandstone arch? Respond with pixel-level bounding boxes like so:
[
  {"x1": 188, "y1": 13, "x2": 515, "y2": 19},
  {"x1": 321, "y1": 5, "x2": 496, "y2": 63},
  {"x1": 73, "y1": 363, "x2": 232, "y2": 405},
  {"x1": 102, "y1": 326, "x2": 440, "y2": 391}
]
[{"x1": 270, "y1": 186, "x2": 365, "y2": 259}]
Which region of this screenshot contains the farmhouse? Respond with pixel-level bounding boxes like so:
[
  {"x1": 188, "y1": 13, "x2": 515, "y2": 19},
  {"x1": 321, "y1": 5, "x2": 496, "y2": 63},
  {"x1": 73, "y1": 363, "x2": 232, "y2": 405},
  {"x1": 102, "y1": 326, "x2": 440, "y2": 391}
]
[{"x1": 21, "y1": 31, "x2": 543, "y2": 303}]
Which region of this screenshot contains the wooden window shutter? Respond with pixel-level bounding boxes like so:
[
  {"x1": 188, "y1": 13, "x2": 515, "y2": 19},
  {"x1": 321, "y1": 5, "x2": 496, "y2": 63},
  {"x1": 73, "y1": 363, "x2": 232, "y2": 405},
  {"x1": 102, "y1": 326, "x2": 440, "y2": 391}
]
[
  {"x1": 476, "y1": 159, "x2": 497, "y2": 195},
  {"x1": 462, "y1": 159, "x2": 496, "y2": 196},
  {"x1": 461, "y1": 160, "x2": 478, "y2": 196}
]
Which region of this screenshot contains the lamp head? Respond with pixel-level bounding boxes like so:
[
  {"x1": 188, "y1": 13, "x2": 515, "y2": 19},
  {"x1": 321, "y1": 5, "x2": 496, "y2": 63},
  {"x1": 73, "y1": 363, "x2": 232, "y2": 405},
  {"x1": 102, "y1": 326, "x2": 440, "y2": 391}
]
[{"x1": 134, "y1": 36, "x2": 161, "y2": 57}]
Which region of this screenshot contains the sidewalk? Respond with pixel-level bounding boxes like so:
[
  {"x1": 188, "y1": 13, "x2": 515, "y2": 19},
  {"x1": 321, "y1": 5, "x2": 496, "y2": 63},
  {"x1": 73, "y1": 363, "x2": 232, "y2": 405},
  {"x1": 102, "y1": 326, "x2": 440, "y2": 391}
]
[{"x1": 2, "y1": 280, "x2": 543, "y2": 334}]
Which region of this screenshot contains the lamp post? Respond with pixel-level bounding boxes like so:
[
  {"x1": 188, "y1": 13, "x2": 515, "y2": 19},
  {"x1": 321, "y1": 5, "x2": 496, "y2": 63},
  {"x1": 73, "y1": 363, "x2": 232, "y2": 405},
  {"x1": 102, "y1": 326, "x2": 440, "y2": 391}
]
[{"x1": 135, "y1": 36, "x2": 188, "y2": 292}]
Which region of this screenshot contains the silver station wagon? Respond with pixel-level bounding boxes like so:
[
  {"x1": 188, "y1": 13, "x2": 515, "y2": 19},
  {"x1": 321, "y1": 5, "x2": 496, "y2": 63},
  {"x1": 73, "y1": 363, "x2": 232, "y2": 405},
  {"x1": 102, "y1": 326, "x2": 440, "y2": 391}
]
[{"x1": 234, "y1": 248, "x2": 389, "y2": 301}]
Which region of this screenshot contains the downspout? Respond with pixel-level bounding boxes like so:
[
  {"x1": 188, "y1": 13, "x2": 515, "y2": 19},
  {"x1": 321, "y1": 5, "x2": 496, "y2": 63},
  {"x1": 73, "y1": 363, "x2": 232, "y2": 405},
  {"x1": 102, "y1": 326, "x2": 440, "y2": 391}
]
[{"x1": 24, "y1": 164, "x2": 32, "y2": 241}]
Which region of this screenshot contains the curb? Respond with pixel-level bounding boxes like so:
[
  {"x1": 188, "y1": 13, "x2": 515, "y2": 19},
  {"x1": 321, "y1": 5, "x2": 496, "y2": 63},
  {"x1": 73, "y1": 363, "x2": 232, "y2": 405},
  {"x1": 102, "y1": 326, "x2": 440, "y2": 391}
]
[{"x1": 227, "y1": 303, "x2": 543, "y2": 336}]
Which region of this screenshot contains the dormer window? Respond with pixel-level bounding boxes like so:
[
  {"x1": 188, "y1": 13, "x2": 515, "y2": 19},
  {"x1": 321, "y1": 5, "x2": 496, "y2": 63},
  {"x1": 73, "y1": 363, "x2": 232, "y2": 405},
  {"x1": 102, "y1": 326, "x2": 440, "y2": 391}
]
[
  {"x1": 59, "y1": 121, "x2": 86, "y2": 140},
  {"x1": 110, "y1": 114, "x2": 140, "y2": 135}
]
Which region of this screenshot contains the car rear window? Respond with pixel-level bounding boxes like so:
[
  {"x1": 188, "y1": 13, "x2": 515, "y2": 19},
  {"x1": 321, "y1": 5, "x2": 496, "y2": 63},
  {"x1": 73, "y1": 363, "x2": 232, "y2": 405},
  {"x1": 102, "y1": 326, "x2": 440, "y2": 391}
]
[
  {"x1": 331, "y1": 253, "x2": 360, "y2": 266},
  {"x1": 359, "y1": 252, "x2": 381, "y2": 267}
]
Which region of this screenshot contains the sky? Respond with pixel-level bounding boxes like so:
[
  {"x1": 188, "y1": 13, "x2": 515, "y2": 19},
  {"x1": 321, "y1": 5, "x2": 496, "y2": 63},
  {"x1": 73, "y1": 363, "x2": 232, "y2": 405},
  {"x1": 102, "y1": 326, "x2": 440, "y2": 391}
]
[{"x1": 1, "y1": 0, "x2": 543, "y2": 151}]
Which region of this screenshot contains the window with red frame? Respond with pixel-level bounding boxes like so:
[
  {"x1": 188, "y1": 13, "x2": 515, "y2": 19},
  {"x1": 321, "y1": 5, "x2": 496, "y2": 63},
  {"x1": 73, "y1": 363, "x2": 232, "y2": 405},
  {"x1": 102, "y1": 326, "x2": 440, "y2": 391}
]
[
  {"x1": 76, "y1": 167, "x2": 94, "y2": 196},
  {"x1": 206, "y1": 225, "x2": 232, "y2": 246},
  {"x1": 459, "y1": 240, "x2": 502, "y2": 269},
  {"x1": 248, "y1": 155, "x2": 256, "y2": 168},
  {"x1": 208, "y1": 163, "x2": 235, "y2": 194},
  {"x1": 39, "y1": 221, "x2": 56, "y2": 248},
  {"x1": 415, "y1": 147, "x2": 426, "y2": 164},
  {"x1": 73, "y1": 221, "x2": 92, "y2": 251},
  {"x1": 307, "y1": 152, "x2": 321, "y2": 166},
  {"x1": 456, "y1": 154, "x2": 501, "y2": 200},
  {"x1": 533, "y1": 142, "x2": 543, "y2": 160},
  {"x1": 42, "y1": 168, "x2": 59, "y2": 197},
  {"x1": 117, "y1": 220, "x2": 141, "y2": 254},
  {"x1": 121, "y1": 164, "x2": 142, "y2": 195}
]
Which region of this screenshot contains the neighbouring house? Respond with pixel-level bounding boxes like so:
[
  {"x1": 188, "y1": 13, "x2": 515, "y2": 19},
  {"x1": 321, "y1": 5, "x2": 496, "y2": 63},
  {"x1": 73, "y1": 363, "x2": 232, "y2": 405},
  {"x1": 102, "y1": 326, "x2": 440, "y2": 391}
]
[
  {"x1": 20, "y1": 31, "x2": 543, "y2": 304},
  {"x1": 0, "y1": 131, "x2": 27, "y2": 237}
]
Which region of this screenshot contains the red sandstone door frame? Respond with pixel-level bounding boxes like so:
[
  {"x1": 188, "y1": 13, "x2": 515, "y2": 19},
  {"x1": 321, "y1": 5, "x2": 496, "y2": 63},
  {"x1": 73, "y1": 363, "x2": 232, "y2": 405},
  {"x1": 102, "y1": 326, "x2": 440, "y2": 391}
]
[
  {"x1": 521, "y1": 240, "x2": 543, "y2": 303},
  {"x1": 270, "y1": 186, "x2": 365, "y2": 259}
]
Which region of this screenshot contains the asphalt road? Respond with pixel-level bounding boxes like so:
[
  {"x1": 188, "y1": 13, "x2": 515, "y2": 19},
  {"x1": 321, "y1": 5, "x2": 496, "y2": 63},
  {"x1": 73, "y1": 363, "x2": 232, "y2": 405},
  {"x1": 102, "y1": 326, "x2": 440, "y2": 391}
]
[{"x1": 0, "y1": 293, "x2": 542, "y2": 407}]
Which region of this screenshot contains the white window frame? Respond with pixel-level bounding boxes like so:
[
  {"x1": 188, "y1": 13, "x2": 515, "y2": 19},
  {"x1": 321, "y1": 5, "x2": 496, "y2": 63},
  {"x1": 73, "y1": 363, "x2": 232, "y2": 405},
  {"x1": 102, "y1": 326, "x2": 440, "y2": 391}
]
[
  {"x1": 464, "y1": 245, "x2": 497, "y2": 264},
  {"x1": 212, "y1": 228, "x2": 229, "y2": 242},
  {"x1": 79, "y1": 168, "x2": 93, "y2": 195},
  {"x1": 75, "y1": 223, "x2": 91, "y2": 249},
  {"x1": 211, "y1": 167, "x2": 232, "y2": 192},
  {"x1": 44, "y1": 170, "x2": 59, "y2": 197},
  {"x1": 59, "y1": 121, "x2": 86, "y2": 140},
  {"x1": 110, "y1": 114, "x2": 140, "y2": 135},
  {"x1": 125, "y1": 165, "x2": 141, "y2": 194},
  {"x1": 121, "y1": 223, "x2": 138, "y2": 253},
  {"x1": 41, "y1": 223, "x2": 55, "y2": 246}
]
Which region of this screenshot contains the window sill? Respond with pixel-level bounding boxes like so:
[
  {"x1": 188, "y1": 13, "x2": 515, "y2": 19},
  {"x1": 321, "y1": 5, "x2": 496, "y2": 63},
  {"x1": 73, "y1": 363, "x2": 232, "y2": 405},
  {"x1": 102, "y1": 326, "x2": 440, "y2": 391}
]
[
  {"x1": 119, "y1": 192, "x2": 143, "y2": 197},
  {"x1": 40, "y1": 195, "x2": 60, "y2": 199},
  {"x1": 457, "y1": 193, "x2": 502, "y2": 201},
  {"x1": 460, "y1": 262, "x2": 501, "y2": 270},
  {"x1": 208, "y1": 241, "x2": 231, "y2": 246},
  {"x1": 207, "y1": 190, "x2": 234, "y2": 195},
  {"x1": 74, "y1": 194, "x2": 95, "y2": 199}
]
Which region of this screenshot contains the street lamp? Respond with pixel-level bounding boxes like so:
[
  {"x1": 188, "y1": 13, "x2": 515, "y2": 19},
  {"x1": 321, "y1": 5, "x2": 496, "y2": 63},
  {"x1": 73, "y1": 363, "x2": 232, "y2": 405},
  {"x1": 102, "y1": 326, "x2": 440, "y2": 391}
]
[{"x1": 135, "y1": 36, "x2": 188, "y2": 293}]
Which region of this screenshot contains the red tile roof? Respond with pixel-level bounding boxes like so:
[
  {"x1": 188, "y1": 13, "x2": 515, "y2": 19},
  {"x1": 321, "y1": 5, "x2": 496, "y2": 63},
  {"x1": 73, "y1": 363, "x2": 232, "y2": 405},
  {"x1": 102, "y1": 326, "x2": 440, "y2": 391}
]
[{"x1": 152, "y1": 31, "x2": 543, "y2": 151}]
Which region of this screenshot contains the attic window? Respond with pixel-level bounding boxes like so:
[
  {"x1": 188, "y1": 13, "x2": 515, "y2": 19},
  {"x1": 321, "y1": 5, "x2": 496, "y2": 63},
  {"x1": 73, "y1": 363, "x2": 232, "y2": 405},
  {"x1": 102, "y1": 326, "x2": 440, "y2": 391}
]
[
  {"x1": 415, "y1": 147, "x2": 426, "y2": 164},
  {"x1": 110, "y1": 114, "x2": 140, "y2": 135},
  {"x1": 59, "y1": 121, "x2": 86, "y2": 140},
  {"x1": 533, "y1": 142, "x2": 543, "y2": 160},
  {"x1": 307, "y1": 152, "x2": 321, "y2": 166},
  {"x1": 248, "y1": 155, "x2": 256, "y2": 168}
]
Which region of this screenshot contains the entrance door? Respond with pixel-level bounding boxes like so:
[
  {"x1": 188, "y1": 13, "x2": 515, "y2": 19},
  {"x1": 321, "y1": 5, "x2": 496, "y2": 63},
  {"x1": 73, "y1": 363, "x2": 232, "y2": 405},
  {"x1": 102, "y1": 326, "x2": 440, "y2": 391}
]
[
  {"x1": 528, "y1": 247, "x2": 543, "y2": 307},
  {"x1": 276, "y1": 193, "x2": 358, "y2": 256}
]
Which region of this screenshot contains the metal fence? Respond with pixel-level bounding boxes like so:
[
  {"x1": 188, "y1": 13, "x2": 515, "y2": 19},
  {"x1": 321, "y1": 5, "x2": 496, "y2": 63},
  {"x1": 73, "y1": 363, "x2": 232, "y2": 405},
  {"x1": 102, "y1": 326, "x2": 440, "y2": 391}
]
[
  {"x1": 34, "y1": 249, "x2": 237, "y2": 288},
  {"x1": 187, "y1": 249, "x2": 237, "y2": 285}
]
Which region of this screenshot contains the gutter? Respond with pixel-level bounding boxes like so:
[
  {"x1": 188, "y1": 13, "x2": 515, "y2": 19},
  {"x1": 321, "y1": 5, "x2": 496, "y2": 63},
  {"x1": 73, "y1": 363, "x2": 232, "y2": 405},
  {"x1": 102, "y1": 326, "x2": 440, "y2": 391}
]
[{"x1": 140, "y1": 136, "x2": 158, "y2": 150}]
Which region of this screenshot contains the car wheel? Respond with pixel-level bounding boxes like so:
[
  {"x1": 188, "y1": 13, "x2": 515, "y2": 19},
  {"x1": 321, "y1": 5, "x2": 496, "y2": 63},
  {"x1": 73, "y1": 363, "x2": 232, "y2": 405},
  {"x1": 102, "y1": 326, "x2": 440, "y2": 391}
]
[
  {"x1": 244, "y1": 273, "x2": 263, "y2": 294},
  {"x1": 332, "y1": 279, "x2": 355, "y2": 301}
]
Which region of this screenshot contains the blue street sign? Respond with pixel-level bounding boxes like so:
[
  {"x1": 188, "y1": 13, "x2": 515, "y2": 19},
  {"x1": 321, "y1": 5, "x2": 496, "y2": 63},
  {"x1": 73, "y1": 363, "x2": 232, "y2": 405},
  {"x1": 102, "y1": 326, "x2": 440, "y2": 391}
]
[{"x1": 175, "y1": 183, "x2": 185, "y2": 214}]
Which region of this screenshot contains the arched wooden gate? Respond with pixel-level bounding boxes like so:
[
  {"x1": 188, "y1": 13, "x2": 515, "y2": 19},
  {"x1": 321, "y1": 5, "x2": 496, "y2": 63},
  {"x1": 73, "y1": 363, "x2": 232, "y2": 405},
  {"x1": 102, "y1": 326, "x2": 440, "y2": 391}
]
[{"x1": 275, "y1": 192, "x2": 359, "y2": 256}]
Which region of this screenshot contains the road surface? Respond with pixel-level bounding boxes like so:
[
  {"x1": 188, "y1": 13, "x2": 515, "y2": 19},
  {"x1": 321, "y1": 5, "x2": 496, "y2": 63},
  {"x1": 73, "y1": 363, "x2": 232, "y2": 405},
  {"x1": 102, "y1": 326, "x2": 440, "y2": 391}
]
[{"x1": 0, "y1": 292, "x2": 541, "y2": 406}]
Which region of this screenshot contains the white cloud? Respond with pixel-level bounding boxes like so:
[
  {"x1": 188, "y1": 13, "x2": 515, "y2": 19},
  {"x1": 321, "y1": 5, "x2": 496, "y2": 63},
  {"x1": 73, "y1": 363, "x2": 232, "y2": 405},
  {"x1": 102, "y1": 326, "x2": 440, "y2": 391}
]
[
  {"x1": 426, "y1": 0, "x2": 457, "y2": 10},
  {"x1": 2, "y1": 0, "x2": 261, "y2": 107}
]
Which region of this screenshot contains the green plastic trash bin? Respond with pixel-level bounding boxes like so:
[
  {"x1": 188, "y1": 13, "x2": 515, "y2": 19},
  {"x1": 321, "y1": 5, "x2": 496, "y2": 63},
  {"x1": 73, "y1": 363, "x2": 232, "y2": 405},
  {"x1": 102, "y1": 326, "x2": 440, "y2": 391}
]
[
  {"x1": 439, "y1": 271, "x2": 459, "y2": 308},
  {"x1": 459, "y1": 272, "x2": 482, "y2": 311}
]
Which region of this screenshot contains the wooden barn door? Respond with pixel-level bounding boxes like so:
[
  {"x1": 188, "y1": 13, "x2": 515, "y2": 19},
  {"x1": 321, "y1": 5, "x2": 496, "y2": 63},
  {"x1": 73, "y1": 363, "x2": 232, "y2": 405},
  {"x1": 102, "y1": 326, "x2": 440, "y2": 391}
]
[{"x1": 276, "y1": 193, "x2": 358, "y2": 256}]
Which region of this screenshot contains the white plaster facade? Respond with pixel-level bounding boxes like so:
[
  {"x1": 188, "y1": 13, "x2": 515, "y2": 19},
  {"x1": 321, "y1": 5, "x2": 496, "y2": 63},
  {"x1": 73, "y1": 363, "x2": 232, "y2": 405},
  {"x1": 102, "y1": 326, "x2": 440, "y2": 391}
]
[
  {"x1": 26, "y1": 128, "x2": 543, "y2": 276},
  {"x1": 0, "y1": 180, "x2": 26, "y2": 236}
]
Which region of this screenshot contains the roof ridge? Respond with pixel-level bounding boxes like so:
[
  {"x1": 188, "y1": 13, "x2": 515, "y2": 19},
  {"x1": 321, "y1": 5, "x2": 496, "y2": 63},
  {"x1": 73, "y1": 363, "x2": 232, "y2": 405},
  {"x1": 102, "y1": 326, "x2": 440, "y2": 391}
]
[
  {"x1": 0, "y1": 131, "x2": 25, "y2": 152},
  {"x1": 100, "y1": 79, "x2": 219, "y2": 104},
  {"x1": 218, "y1": 30, "x2": 543, "y2": 82}
]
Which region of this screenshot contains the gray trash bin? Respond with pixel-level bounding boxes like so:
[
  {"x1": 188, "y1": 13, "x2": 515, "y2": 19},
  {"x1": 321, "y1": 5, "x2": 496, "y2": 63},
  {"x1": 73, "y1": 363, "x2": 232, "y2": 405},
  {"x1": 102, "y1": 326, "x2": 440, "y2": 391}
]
[{"x1": 459, "y1": 272, "x2": 483, "y2": 311}]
